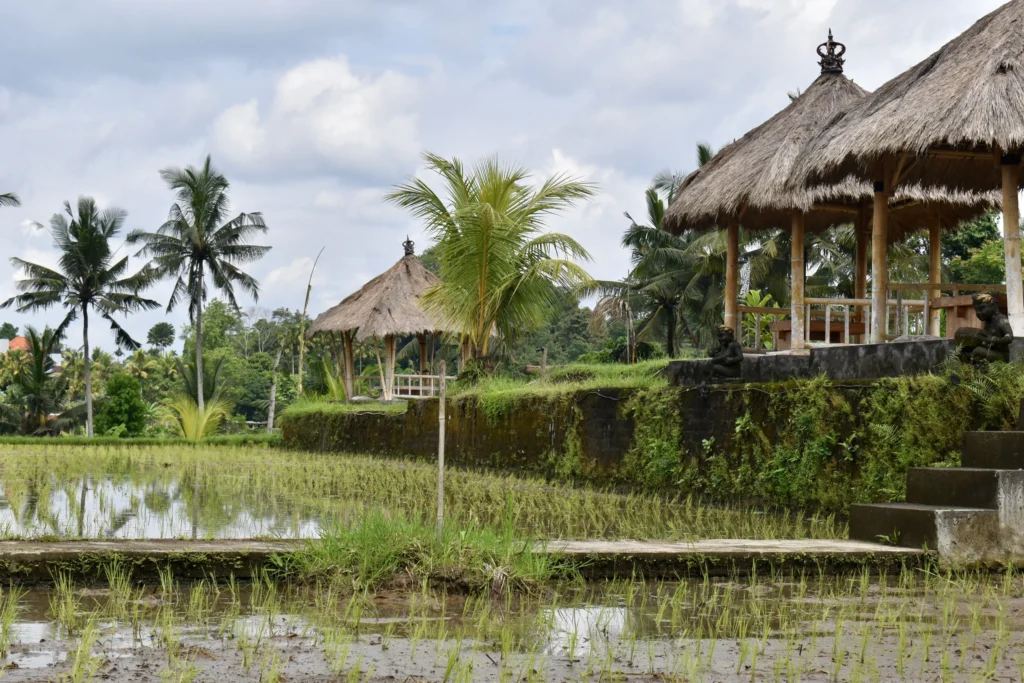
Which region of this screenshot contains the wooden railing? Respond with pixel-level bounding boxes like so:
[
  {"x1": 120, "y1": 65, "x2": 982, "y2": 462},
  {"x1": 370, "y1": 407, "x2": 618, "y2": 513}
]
[{"x1": 389, "y1": 373, "x2": 458, "y2": 399}]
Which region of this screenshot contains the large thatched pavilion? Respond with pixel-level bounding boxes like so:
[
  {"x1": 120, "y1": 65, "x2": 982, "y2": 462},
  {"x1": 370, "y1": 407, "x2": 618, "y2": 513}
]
[
  {"x1": 668, "y1": 31, "x2": 999, "y2": 349},
  {"x1": 792, "y1": 0, "x2": 1024, "y2": 340},
  {"x1": 308, "y1": 239, "x2": 457, "y2": 401}
]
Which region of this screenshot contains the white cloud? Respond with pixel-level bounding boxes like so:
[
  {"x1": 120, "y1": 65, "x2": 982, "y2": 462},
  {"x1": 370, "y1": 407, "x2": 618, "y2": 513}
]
[
  {"x1": 211, "y1": 56, "x2": 422, "y2": 179},
  {"x1": 264, "y1": 256, "x2": 328, "y2": 296}
]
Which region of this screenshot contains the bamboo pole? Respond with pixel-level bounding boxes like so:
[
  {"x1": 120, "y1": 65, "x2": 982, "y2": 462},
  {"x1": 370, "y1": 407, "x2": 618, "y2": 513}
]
[
  {"x1": 929, "y1": 216, "x2": 943, "y2": 336},
  {"x1": 790, "y1": 212, "x2": 806, "y2": 353},
  {"x1": 1002, "y1": 153, "x2": 1023, "y2": 335},
  {"x1": 725, "y1": 217, "x2": 740, "y2": 334},
  {"x1": 871, "y1": 159, "x2": 890, "y2": 344}
]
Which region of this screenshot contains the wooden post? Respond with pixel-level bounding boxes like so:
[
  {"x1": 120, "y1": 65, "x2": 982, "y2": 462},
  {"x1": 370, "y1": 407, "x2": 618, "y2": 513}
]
[
  {"x1": 871, "y1": 160, "x2": 889, "y2": 344},
  {"x1": 418, "y1": 333, "x2": 427, "y2": 374},
  {"x1": 790, "y1": 213, "x2": 806, "y2": 353},
  {"x1": 1002, "y1": 153, "x2": 1023, "y2": 335},
  {"x1": 539, "y1": 347, "x2": 548, "y2": 379},
  {"x1": 725, "y1": 217, "x2": 740, "y2": 334},
  {"x1": 342, "y1": 331, "x2": 356, "y2": 400},
  {"x1": 385, "y1": 335, "x2": 397, "y2": 401},
  {"x1": 437, "y1": 360, "x2": 446, "y2": 543},
  {"x1": 929, "y1": 216, "x2": 943, "y2": 336},
  {"x1": 855, "y1": 207, "x2": 870, "y2": 339}
]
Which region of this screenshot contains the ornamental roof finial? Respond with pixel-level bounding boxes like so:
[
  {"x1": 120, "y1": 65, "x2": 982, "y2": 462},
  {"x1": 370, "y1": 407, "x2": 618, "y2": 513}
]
[{"x1": 817, "y1": 29, "x2": 846, "y2": 74}]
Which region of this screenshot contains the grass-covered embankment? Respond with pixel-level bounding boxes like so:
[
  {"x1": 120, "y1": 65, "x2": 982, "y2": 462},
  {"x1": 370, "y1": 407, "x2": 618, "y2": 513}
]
[{"x1": 281, "y1": 358, "x2": 1024, "y2": 514}]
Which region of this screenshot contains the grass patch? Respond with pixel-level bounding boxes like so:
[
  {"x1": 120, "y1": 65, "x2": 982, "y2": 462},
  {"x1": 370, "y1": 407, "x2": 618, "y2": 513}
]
[
  {"x1": 0, "y1": 433, "x2": 280, "y2": 447},
  {"x1": 276, "y1": 511, "x2": 564, "y2": 593},
  {"x1": 450, "y1": 360, "x2": 670, "y2": 419},
  {"x1": 280, "y1": 396, "x2": 409, "y2": 419}
]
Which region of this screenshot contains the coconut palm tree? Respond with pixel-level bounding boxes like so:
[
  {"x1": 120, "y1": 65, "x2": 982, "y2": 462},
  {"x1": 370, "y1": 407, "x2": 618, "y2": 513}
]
[
  {"x1": 2, "y1": 197, "x2": 160, "y2": 436},
  {"x1": 385, "y1": 152, "x2": 595, "y2": 359},
  {"x1": 125, "y1": 349, "x2": 158, "y2": 380},
  {"x1": 0, "y1": 326, "x2": 81, "y2": 435},
  {"x1": 127, "y1": 155, "x2": 270, "y2": 414},
  {"x1": 0, "y1": 193, "x2": 19, "y2": 208}
]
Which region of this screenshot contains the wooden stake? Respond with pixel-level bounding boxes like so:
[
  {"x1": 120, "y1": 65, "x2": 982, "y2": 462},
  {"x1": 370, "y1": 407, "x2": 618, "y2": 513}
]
[
  {"x1": 929, "y1": 216, "x2": 943, "y2": 336},
  {"x1": 1003, "y1": 154, "x2": 1023, "y2": 335},
  {"x1": 790, "y1": 213, "x2": 806, "y2": 352},
  {"x1": 437, "y1": 360, "x2": 446, "y2": 543},
  {"x1": 725, "y1": 217, "x2": 740, "y2": 334},
  {"x1": 871, "y1": 159, "x2": 890, "y2": 344}
]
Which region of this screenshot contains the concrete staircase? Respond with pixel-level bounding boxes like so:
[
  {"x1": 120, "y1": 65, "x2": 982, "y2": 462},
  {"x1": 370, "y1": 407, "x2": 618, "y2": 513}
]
[{"x1": 850, "y1": 421, "x2": 1024, "y2": 564}]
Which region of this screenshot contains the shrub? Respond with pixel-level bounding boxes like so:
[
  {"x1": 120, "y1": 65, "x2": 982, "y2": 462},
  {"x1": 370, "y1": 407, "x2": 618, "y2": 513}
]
[{"x1": 95, "y1": 374, "x2": 148, "y2": 437}]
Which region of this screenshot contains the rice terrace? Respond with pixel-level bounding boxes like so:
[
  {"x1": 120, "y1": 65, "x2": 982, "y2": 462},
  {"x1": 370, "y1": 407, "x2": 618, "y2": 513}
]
[{"x1": 6, "y1": 0, "x2": 1024, "y2": 681}]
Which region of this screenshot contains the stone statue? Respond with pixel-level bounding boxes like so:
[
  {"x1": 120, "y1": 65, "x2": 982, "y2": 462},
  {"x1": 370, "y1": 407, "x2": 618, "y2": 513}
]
[
  {"x1": 955, "y1": 292, "x2": 1013, "y2": 363},
  {"x1": 708, "y1": 325, "x2": 743, "y2": 379}
]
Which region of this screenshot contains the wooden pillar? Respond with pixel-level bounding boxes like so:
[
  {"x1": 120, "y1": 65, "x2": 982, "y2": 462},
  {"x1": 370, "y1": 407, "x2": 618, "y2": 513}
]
[
  {"x1": 384, "y1": 334, "x2": 397, "y2": 401},
  {"x1": 725, "y1": 217, "x2": 740, "y2": 334},
  {"x1": 929, "y1": 216, "x2": 943, "y2": 336},
  {"x1": 855, "y1": 207, "x2": 869, "y2": 304},
  {"x1": 790, "y1": 213, "x2": 806, "y2": 352},
  {"x1": 1002, "y1": 153, "x2": 1023, "y2": 335},
  {"x1": 871, "y1": 159, "x2": 889, "y2": 344},
  {"x1": 418, "y1": 333, "x2": 428, "y2": 374},
  {"x1": 342, "y1": 330, "x2": 355, "y2": 399}
]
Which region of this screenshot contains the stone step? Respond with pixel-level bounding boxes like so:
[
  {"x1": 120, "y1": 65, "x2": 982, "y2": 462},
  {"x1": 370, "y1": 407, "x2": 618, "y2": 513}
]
[
  {"x1": 849, "y1": 503, "x2": 998, "y2": 557},
  {"x1": 905, "y1": 468, "x2": 1001, "y2": 509},
  {"x1": 961, "y1": 432, "x2": 1024, "y2": 469}
]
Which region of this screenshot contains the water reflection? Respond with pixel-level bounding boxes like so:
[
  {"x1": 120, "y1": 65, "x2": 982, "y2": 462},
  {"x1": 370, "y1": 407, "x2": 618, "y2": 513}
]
[{"x1": 0, "y1": 468, "x2": 327, "y2": 540}]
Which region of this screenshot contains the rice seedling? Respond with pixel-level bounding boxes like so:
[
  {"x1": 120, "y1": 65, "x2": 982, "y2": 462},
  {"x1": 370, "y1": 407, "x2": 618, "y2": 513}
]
[{"x1": 0, "y1": 443, "x2": 844, "y2": 542}]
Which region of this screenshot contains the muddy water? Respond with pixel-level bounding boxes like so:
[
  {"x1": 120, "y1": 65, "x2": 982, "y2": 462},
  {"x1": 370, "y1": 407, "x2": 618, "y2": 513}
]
[{"x1": 2, "y1": 574, "x2": 1024, "y2": 682}]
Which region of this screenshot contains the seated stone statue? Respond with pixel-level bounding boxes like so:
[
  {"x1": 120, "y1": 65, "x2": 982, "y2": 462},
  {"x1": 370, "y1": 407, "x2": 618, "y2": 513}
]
[
  {"x1": 955, "y1": 292, "x2": 1013, "y2": 363},
  {"x1": 708, "y1": 324, "x2": 743, "y2": 379}
]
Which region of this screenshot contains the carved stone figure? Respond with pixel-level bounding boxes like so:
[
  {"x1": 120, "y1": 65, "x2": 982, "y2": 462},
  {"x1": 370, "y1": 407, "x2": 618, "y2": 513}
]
[
  {"x1": 955, "y1": 292, "x2": 1013, "y2": 363},
  {"x1": 708, "y1": 325, "x2": 743, "y2": 379}
]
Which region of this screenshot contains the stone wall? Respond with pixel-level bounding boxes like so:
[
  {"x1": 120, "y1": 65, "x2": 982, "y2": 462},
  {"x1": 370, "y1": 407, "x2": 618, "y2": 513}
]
[{"x1": 666, "y1": 339, "x2": 956, "y2": 386}]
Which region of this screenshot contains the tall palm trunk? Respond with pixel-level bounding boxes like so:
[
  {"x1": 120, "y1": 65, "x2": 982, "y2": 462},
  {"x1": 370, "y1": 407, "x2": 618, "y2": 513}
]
[
  {"x1": 83, "y1": 307, "x2": 93, "y2": 437},
  {"x1": 195, "y1": 263, "x2": 204, "y2": 413}
]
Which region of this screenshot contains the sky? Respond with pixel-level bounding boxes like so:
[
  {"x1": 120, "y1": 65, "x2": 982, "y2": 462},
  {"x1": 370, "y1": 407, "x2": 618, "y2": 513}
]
[{"x1": 0, "y1": 0, "x2": 1007, "y2": 353}]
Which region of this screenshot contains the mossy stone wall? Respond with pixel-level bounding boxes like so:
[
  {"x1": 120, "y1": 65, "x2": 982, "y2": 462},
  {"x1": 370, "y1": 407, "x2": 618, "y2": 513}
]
[{"x1": 282, "y1": 364, "x2": 1024, "y2": 513}]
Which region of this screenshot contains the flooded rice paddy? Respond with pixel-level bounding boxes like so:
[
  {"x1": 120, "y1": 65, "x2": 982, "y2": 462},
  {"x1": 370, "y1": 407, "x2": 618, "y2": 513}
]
[
  {"x1": 1, "y1": 567, "x2": 1024, "y2": 681},
  {"x1": 0, "y1": 444, "x2": 844, "y2": 541}
]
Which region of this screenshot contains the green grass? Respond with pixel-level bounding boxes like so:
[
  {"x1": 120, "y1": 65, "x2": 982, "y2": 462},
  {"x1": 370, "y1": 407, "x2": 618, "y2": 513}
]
[
  {"x1": 276, "y1": 511, "x2": 564, "y2": 591},
  {"x1": 0, "y1": 433, "x2": 281, "y2": 447},
  {"x1": 451, "y1": 359, "x2": 671, "y2": 405},
  {"x1": 0, "y1": 444, "x2": 844, "y2": 542},
  {"x1": 280, "y1": 396, "x2": 409, "y2": 418}
]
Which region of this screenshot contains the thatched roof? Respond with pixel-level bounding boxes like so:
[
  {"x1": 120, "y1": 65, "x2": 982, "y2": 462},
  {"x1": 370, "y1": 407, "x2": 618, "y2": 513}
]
[
  {"x1": 308, "y1": 244, "x2": 456, "y2": 340},
  {"x1": 792, "y1": 0, "x2": 1024, "y2": 191},
  {"x1": 665, "y1": 53, "x2": 869, "y2": 234}
]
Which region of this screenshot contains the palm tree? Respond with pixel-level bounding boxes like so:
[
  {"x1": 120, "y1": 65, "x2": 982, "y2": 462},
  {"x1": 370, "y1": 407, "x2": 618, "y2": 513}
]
[
  {"x1": 127, "y1": 155, "x2": 270, "y2": 414},
  {"x1": 0, "y1": 327, "x2": 81, "y2": 435},
  {"x1": 1, "y1": 197, "x2": 160, "y2": 436},
  {"x1": 0, "y1": 193, "x2": 19, "y2": 208},
  {"x1": 125, "y1": 349, "x2": 157, "y2": 380},
  {"x1": 386, "y1": 153, "x2": 595, "y2": 360}
]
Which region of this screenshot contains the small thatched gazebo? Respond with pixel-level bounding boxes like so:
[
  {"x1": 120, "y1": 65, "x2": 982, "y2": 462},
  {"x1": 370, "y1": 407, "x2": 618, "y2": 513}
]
[
  {"x1": 792, "y1": 0, "x2": 1024, "y2": 337},
  {"x1": 307, "y1": 239, "x2": 454, "y2": 401},
  {"x1": 667, "y1": 32, "x2": 998, "y2": 348}
]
